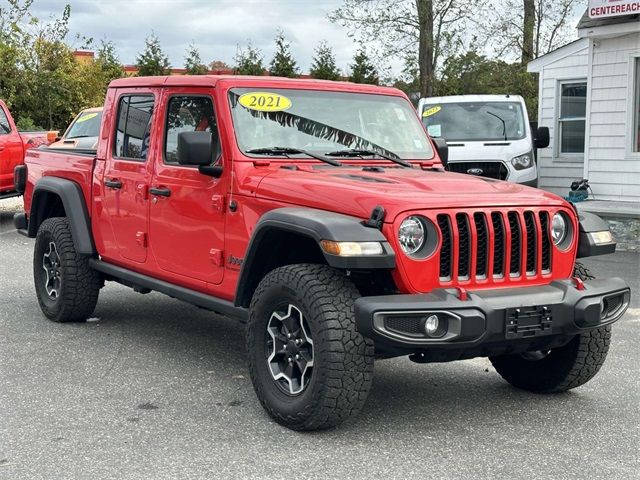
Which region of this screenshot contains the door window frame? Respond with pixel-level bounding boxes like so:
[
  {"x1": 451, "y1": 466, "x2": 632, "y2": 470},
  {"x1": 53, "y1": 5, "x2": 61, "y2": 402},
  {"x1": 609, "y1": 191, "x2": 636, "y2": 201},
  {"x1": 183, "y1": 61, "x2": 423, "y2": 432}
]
[
  {"x1": 0, "y1": 106, "x2": 13, "y2": 135},
  {"x1": 162, "y1": 93, "x2": 222, "y2": 168},
  {"x1": 112, "y1": 93, "x2": 156, "y2": 162}
]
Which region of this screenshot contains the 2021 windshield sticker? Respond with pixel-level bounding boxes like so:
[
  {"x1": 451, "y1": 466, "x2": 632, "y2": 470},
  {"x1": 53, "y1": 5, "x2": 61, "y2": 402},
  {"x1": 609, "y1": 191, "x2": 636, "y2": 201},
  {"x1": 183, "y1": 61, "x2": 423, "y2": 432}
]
[
  {"x1": 76, "y1": 112, "x2": 99, "y2": 123},
  {"x1": 239, "y1": 92, "x2": 292, "y2": 112},
  {"x1": 422, "y1": 105, "x2": 441, "y2": 117}
]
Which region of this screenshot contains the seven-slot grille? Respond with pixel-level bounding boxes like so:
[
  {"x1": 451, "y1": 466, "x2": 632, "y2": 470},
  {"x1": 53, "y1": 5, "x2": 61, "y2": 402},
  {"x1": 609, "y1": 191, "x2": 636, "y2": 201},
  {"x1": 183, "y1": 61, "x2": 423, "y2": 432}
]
[{"x1": 436, "y1": 210, "x2": 552, "y2": 283}]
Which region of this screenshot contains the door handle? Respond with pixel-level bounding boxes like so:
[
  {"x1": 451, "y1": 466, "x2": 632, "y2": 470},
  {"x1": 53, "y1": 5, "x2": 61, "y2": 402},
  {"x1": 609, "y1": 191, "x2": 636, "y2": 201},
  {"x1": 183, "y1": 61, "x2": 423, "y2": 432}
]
[
  {"x1": 104, "y1": 179, "x2": 122, "y2": 189},
  {"x1": 150, "y1": 187, "x2": 171, "y2": 197}
]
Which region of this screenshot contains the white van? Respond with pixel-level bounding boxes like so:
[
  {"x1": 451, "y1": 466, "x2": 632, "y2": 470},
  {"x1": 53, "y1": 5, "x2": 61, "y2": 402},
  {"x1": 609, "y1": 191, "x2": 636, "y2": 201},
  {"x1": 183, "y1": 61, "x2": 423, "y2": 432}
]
[{"x1": 417, "y1": 95, "x2": 549, "y2": 186}]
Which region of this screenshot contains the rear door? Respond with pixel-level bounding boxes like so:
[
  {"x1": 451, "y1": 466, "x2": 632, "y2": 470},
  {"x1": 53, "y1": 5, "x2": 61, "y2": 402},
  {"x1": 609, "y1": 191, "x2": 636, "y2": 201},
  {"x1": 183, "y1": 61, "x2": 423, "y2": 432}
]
[
  {"x1": 148, "y1": 89, "x2": 226, "y2": 284},
  {"x1": 101, "y1": 92, "x2": 157, "y2": 264},
  {"x1": 0, "y1": 105, "x2": 24, "y2": 192}
]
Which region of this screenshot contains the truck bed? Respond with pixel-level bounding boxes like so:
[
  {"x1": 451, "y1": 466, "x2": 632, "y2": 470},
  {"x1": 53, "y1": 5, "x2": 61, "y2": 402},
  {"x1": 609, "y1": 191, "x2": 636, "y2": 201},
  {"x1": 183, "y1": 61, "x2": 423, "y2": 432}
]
[{"x1": 22, "y1": 147, "x2": 97, "y2": 218}]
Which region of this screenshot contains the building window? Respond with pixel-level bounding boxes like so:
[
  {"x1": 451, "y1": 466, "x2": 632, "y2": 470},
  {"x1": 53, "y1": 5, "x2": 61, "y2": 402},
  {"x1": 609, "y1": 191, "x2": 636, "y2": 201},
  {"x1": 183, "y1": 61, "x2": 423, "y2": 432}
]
[
  {"x1": 634, "y1": 58, "x2": 640, "y2": 153},
  {"x1": 558, "y1": 81, "x2": 587, "y2": 155}
]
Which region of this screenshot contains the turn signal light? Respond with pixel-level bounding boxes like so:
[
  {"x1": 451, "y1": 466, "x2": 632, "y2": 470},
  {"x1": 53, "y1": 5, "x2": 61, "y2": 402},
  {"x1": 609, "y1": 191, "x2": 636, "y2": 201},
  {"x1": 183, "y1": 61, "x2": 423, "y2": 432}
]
[{"x1": 320, "y1": 240, "x2": 384, "y2": 256}]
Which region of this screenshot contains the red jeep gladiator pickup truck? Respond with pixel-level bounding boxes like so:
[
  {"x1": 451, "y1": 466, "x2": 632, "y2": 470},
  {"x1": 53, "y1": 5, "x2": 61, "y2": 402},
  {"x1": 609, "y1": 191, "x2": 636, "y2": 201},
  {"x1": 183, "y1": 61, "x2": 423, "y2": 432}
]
[
  {"x1": 14, "y1": 76, "x2": 630, "y2": 430},
  {"x1": 0, "y1": 100, "x2": 53, "y2": 199}
]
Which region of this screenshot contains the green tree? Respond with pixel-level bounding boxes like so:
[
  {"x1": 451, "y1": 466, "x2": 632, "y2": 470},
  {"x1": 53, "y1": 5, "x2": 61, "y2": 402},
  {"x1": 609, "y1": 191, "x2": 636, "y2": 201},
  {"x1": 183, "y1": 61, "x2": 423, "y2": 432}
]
[
  {"x1": 184, "y1": 42, "x2": 208, "y2": 75},
  {"x1": 330, "y1": 0, "x2": 481, "y2": 97},
  {"x1": 436, "y1": 51, "x2": 538, "y2": 119},
  {"x1": 209, "y1": 59, "x2": 231, "y2": 71},
  {"x1": 0, "y1": 1, "x2": 123, "y2": 130},
  {"x1": 348, "y1": 48, "x2": 378, "y2": 85},
  {"x1": 486, "y1": 0, "x2": 580, "y2": 63},
  {"x1": 309, "y1": 41, "x2": 340, "y2": 81},
  {"x1": 234, "y1": 42, "x2": 264, "y2": 76},
  {"x1": 269, "y1": 29, "x2": 299, "y2": 78},
  {"x1": 136, "y1": 32, "x2": 171, "y2": 76},
  {"x1": 96, "y1": 40, "x2": 123, "y2": 79}
]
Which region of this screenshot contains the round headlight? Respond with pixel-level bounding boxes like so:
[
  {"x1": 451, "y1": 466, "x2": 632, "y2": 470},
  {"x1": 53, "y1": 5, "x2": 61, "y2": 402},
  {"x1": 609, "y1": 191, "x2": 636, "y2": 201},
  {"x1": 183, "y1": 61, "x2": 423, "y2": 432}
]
[
  {"x1": 551, "y1": 213, "x2": 567, "y2": 246},
  {"x1": 398, "y1": 216, "x2": 425, "y2": 255}
]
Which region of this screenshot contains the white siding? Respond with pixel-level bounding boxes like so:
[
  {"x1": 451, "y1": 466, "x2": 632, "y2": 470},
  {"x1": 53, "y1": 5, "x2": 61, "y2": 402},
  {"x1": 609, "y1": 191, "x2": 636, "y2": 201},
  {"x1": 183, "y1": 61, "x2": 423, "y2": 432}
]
[
  {"x1": 586, "y1": 33, "x2": 640, "y2": 202},
  {"x1": 536, "y1": 42, "x2": 589, "y2": 197}
]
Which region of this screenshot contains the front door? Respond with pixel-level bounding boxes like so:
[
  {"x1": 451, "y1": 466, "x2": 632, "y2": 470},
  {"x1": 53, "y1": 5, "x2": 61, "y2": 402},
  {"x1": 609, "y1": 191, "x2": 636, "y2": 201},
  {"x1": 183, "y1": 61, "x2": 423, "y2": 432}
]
[
  {"x1": 148, "y1": 91, "x2": 226, "y2": 284},
  {"x1": 102, "y1": 92, "x2": 157, "y2": 264}
]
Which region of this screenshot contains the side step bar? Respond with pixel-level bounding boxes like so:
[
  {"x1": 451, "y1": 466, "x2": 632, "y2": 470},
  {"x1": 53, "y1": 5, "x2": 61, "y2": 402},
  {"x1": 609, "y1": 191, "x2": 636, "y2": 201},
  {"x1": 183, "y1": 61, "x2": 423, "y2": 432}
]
[{"x1": 89, "y1": 259, "x2": 248, "y2": 322}]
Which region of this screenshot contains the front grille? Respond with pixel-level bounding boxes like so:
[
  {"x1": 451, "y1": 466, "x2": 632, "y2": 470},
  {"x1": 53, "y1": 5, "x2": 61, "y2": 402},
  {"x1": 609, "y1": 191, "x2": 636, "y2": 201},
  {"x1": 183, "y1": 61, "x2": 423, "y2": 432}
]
[
  {"x1": 447, "y1": 161, "x2": 509, "y2": 180},
  {"x1": 436, "y1": 209, "x2": 553, "y2": 284},
  {"x1": 456, "y1": 213, "x2": 471, "y2": 278},
  {"x1": 508, "y1": 212, "x2": 521, "y2": 276},
  {"x1": 539, "y1": 212, "x2": 551, "y2": 272},
  {"x1": 437, "y1": 215, "x2": 452, "y2": 278}
]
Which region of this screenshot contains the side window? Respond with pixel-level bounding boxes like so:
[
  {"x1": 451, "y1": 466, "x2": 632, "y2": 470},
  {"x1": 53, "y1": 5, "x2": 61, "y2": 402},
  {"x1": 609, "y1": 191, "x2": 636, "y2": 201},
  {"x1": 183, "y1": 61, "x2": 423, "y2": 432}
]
[
  {"x1": 114, "y1": 95, "x2": 155, "y2": 160},
  {"x1": 164, "y1": 96, "x2": 218, "y2": 165},
  {"x1": 0, "y1": 107, "x2": 11, "y2": 135}
]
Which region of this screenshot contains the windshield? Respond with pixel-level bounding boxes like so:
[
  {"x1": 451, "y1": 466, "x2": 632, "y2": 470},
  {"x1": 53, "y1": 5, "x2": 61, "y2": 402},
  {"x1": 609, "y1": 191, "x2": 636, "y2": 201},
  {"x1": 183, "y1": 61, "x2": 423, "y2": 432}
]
[
  {"x1": 422, "y1": 102, "x2": 526, "y2": 142},
  {"x1": 65, "y1": 110, "x2": 102, "y2": 139},
  {"x1": 229, "y1": 88, "x2": 434, "y2": 160}
]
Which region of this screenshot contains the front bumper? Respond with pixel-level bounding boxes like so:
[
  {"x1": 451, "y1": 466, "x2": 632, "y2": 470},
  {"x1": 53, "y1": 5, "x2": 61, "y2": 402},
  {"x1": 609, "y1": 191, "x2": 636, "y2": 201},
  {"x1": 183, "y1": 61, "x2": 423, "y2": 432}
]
[{"x1": 355, "y1": 278, "x2": 630, "y2": 358}]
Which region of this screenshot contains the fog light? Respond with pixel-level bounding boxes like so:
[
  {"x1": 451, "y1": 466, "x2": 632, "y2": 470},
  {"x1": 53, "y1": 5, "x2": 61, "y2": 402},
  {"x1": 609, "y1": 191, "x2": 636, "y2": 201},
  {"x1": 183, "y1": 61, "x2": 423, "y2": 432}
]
[{"x1": 424, "y1": 315, "x2": 440, "y2": 336}]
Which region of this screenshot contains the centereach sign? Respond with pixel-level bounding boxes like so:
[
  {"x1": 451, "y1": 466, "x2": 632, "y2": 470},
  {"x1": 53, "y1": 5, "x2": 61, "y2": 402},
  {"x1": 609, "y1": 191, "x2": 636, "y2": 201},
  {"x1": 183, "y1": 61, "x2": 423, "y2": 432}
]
[{"x1": 589, "y1": 0, "x2": 640, "y2": 18}]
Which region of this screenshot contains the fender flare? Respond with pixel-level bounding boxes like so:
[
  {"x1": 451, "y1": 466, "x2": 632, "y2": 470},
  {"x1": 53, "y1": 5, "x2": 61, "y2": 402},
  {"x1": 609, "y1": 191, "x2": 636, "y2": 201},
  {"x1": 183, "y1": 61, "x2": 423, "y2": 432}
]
[
  {"x1": 576, "y1": 211, "x2": 616, "y2": 258},
  {"x1": 234, "y1": 207, "x2": 395, "y2": 307},
  {"x1": 28, "y1": 177, "x2": 96, "y2": 255}
]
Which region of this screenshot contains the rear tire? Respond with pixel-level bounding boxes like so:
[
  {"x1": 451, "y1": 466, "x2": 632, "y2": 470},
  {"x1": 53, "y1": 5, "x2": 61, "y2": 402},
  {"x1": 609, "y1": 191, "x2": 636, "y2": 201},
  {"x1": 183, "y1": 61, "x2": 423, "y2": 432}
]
[
  {"x1": 490, "y1": 261, "x2": 610, "y2": 393},
  {"x1": 33, "y1": 217, "x2": 102, "y2": 322},
  {"x1": 246, "y1": 264, "x2": 374, "y2": 431}
]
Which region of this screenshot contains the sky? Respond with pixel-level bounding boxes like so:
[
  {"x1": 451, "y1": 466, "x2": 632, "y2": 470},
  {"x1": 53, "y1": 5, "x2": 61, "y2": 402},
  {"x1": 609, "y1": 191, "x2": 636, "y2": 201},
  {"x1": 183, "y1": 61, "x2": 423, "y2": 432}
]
[
  {"x1": 30, "y1": 0, "x2": 362, "y2": 73},
  {"x1": 29, "y1": 0, "x2": 586, "y2": 76}
]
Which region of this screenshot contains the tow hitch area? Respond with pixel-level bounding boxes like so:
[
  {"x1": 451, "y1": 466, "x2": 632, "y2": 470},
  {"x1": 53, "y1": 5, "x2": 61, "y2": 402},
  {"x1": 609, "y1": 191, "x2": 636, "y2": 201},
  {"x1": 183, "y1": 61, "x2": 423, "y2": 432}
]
[{"x1": 505, "y1": 306, "x2": 553, "y2": 339}]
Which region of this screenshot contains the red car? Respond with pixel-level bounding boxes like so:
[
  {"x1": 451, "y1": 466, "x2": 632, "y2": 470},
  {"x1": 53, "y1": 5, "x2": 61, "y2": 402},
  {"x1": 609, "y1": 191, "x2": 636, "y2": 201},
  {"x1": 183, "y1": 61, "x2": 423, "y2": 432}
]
[
  {"x1": 14, "y1": 76, "x2": 630, "y2": 430},
  {"x1": 0, "y1": 100, "x2": 55, "y2": 198}
]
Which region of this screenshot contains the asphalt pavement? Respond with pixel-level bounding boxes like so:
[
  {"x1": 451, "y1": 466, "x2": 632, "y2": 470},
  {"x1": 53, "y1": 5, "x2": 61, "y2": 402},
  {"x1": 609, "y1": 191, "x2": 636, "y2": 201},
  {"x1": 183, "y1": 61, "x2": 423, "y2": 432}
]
[{"x1": 1, "y1": 196, "x2": 638, "y2": 480}]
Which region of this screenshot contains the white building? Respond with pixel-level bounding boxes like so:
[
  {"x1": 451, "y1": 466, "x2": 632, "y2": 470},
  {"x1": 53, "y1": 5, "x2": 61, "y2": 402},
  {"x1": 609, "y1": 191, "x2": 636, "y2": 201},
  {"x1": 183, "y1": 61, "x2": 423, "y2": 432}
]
[{"x1": 528, "y1": 8, "x2": 639, "y2": 204}]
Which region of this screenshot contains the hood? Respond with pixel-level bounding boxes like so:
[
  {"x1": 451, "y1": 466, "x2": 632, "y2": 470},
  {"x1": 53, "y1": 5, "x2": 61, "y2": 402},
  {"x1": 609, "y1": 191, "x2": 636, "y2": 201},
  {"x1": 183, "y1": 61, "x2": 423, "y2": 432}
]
[
  {"x1": 254, "y1": 164, "x2": 566, "y2": 222},
  {"x1": 49, "y1": 136, "x2": 98, "y2": 150}
]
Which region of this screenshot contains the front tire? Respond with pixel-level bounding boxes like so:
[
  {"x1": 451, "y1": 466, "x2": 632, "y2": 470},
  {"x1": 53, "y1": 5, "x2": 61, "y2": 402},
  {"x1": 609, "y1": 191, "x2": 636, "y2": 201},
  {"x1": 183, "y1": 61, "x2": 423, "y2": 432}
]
[
  {"x1": 34, "y1": 217, "x2": 102, "y2": 322},
  {"x1": 490, "y1": 261, "x2": 610, "y2": 393},
  {"x1": 246, "y1": 264, "x2": 374, "y2": 431}
]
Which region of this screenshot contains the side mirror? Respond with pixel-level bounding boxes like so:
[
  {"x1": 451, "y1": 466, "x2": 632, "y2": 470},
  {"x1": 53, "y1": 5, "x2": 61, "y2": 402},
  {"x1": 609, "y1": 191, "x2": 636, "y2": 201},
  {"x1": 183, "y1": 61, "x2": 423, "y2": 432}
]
[
  {"x1": 433, "y1": 137, "x2": 449, "y2": 168},
  {"x1": 177, "y1": 131, "x2": 214, "y2": 166},
  {"x1": 177, "y1": 131, "x2": 222, "y2": 178},
  {"x1": 534, "y1": 126, "x2": 550, "y2": 149}
]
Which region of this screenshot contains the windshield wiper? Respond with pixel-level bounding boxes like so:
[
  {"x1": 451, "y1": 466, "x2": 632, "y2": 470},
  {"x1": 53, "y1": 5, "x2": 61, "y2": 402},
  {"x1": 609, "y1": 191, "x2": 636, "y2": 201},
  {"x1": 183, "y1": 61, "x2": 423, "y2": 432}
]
[
  {"x1": 325, "y1": 149, "x2": 412, "y2": 168},
  {"x1": 246, "y1": 147, "x2": 342, "y2": 166},
  {"x1": 486, "y1": 111, "x2": 507, "y2": 141}
]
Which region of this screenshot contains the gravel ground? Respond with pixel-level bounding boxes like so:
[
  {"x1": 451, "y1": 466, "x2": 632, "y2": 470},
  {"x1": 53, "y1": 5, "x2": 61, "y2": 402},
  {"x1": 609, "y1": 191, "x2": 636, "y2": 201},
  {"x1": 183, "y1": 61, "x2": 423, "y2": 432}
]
[{"x1": 1, "y1": 197, "x2": 638, "y2": 480}]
